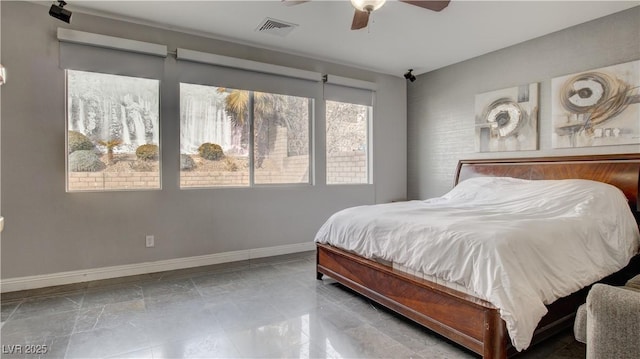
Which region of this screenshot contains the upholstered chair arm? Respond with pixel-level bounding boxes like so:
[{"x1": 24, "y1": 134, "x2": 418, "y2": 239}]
[
  {"x1": 573, "y1": 303, "x2": 587, "y2": 343},
  {"x1": 585, "y1": 283, "x2": 640, "y2": 359}
]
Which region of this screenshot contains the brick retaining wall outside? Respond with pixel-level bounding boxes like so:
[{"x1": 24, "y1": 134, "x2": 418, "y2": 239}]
[
  {"x1": 68, "y1": 172, "x2": 160, "y2": 191},
  {"x1": 327, "y1": 152, "x2": 367, "y2": 184},
  {"x1": 68, "y1": 152, "x2": 367, "y2": 191}
]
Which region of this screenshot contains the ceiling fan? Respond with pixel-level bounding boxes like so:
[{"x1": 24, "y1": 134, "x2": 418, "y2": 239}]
[{"x1": 282, "y1": 0, "x2": 451, "y2": 30}]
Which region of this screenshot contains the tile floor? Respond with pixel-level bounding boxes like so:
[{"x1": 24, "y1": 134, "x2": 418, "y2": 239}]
[{"x1": 0, "y1": 252, "x2": 586, "y2": 359}]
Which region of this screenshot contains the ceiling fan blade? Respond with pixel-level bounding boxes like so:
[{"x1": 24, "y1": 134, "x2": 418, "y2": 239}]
[
  {"x1": 400, "y1": 0, "x2": 451, "y2": 12},
  {"x1": 351, "y1": 10, "x2": 370, "y2": 30},
  {"x1": 281, "y1": 0, "x2": 310, "y2": 6}
]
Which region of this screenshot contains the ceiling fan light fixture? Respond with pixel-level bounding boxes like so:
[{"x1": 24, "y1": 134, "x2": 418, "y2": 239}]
[{"x1": 350, "y1": 0, "x2": 386, "y2": 13}]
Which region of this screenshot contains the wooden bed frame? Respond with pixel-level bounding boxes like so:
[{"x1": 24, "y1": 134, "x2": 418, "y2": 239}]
[{"x1": 316, "y1": 153, "x2": 640, "y2": 358}]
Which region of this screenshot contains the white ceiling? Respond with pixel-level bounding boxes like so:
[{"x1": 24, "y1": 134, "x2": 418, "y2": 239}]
[{"x1": 69, "y1": 0, "x2": 639, "y2": 76}]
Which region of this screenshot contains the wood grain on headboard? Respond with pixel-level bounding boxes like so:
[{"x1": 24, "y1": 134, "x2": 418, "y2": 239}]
[{"x1": 455, "y1": 154, "x2": 640, "y2": 214}]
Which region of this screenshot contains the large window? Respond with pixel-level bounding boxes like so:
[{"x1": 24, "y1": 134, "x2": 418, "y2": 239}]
[
  {"x1": 180, "y1": 83, "x2": 311, "y2": 188},
  {"x1": 66, "y1": 70, "x2": 160, "y2": 191},
  {"x1": 326, "y1": 100, "x2": 370, "y2": 184},
  {"x1": 60, "y1": 34, "x2": 376, "y2": 191}
]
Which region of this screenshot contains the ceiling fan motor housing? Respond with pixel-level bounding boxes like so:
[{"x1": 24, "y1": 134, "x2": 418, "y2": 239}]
[{"x1": 351, "y1": 0, "x2": 387, "y2": 13}]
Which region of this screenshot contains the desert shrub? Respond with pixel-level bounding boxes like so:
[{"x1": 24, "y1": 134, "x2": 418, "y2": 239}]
[
  {"x1": 98, "y1": 138, "x2": 123, "y2": 165},
  {"x1": 136, "y1": 144, "x2": 159, "y2": 161},
  {"x1": 68, "y1": 150, "x2": 104, "y2": 172},
  {"x1": 198, "y1": 143, "x2": 224, "y2": 161},
  {"x1": 68, "y1": 131, "x2": 94, "y2": 154},
  {"x1": 180, "y1": 154, "x2": 196, "y2": 171}
]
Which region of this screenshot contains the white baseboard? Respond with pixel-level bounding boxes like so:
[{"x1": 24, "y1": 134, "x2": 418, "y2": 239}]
[{"x1": 0, "y1": 242, "x2": 315, "y2": 293}]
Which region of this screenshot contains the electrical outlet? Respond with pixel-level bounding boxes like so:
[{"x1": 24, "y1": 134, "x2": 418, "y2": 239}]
[{"x1": 145, "y1": 235, "x2": 155, "y2": 248}]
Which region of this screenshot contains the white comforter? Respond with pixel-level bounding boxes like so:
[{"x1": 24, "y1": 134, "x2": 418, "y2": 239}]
[{"x1": 314, "y1": 177, "x2": 640, "y2": 351}]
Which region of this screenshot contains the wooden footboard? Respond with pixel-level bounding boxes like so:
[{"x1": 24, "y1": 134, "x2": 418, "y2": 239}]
[
  {"x1": 316, "y1": 243, "x2": 508, "y2": 358},
  {"x1": 317, "y1": 242, "x2": 640, "y2": 358}
]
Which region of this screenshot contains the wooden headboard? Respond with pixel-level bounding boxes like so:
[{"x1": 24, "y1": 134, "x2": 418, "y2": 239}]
[{"x1": 455, "y1": 154, "x2": 640, "y2": 218}]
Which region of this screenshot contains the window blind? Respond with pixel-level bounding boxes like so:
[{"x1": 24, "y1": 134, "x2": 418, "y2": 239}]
[
  {"x1": 175, "y1": 48, "x2": 321, "y2": 98},
  {"x1": 58, "y1": 29, "x2": 165, "y2": 79},
  {"x1": 323, "y1": 75, "x2": 375, "y2": 107}
]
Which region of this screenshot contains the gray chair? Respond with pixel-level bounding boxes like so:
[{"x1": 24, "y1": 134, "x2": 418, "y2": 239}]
[{"x1": 574, "y1": 275, "x2": 640, "y2": 359}]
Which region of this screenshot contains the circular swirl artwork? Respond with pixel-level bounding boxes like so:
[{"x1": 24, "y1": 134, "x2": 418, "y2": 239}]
[
  {"x1": 474, "y1": 83, "x2": 538, "y2": 152},
  {"x1": 484, "y1": 99, "x2": 523, "y2": 138},
  {"x1": 563, "y1": 73, "x2": 610, "y2": 113},
  {"x1": 551, "y1": 60, "x2": 640, "y2": 148},
  {"x1": 558, "y1": 70, "x2": 632, "y2": 129},
  {"x1": 560, "y1": 72, "x2": 610, "y2": 113}
]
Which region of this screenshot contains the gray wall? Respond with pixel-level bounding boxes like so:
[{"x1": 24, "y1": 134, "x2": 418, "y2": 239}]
[
  {"x1": 408, "y1": 6, "x2": 640, "y2": 199},
  {"x1": 0, "y1": 1, "x2": 406, "y2": 278}
]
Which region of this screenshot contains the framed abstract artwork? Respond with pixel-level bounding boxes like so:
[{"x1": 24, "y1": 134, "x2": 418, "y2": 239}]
[
  {"x1": 552, "y1": 60, "x2": 640, "y2": 148},
  {"x1": 475, "y1": 83, "x2": 538, "y2": 152}
]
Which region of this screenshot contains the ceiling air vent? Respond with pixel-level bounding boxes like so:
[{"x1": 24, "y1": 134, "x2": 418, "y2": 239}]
[{"x1": 255, "y1": 18, "x2": 298, "y2": 37}]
